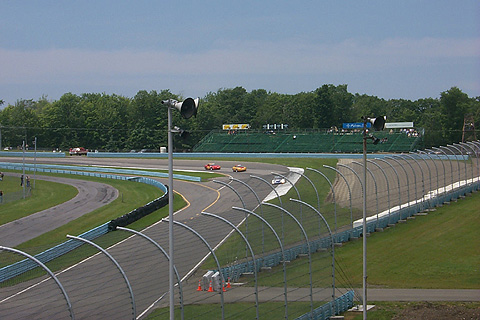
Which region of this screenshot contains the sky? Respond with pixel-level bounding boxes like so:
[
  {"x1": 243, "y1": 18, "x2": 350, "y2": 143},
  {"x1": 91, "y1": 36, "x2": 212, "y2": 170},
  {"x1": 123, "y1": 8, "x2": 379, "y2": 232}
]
[{"x1": 1, "y1": 1, "x2": 479, "y2": 106}]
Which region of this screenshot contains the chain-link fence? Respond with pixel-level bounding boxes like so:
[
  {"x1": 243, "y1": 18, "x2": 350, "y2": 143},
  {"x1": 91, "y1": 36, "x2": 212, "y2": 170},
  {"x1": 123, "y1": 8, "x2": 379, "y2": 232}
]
[{"x1": 1, "y1": 141, "x2": 479, "y2": 319}]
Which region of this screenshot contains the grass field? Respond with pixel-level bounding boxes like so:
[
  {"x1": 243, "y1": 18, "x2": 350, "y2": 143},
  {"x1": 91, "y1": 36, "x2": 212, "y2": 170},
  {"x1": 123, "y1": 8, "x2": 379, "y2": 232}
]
[{"x1": 336, "y1": 191, "x2": 480, "y2": 289}]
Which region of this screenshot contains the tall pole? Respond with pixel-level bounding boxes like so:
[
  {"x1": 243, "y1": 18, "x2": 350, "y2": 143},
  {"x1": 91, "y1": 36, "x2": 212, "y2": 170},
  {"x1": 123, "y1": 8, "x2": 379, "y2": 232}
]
[
  {"x1": 160, "y1": 97, "x2": 198, "y2": 320},
  {"x1": 33, "y1": 137, "x2": 37, "y2": 189},
  {"x1": 168, "y1": 105, "x2": 175, "y2": 320},
  {"x1": 362, "y1": 117, "x2": 368, "y2": 319},
  {"x1": 22, "y1": 140, "x2": 25, "y2": 199}
]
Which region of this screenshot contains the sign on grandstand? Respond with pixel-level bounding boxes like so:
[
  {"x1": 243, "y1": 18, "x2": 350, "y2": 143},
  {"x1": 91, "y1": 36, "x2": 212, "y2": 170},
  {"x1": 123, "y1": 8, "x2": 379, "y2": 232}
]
[
  {"x1": 343, "y1": 122, "x2": 371, "y2": 129},
  {"x1": 263, "y1": 124, "x2": 288, "y2": 130},
  {"x1": 385, "y1": 122, "x2": 414, "y2": 129},
  {"x1": 222, "y1": 124, "x2": 250, "y2": 130}
]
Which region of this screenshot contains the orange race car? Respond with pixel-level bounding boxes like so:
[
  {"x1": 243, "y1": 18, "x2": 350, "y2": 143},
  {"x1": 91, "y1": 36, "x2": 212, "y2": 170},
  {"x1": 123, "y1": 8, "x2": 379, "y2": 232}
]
[{"x1": 232, "y1": 164, "x2": 247, "y2": 172}]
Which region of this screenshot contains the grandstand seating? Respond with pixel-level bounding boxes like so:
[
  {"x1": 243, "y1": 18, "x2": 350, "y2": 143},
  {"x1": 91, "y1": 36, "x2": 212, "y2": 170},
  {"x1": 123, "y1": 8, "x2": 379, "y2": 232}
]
[{"x1": 193, "y1": 129, "x2": 424, "y2": 153}]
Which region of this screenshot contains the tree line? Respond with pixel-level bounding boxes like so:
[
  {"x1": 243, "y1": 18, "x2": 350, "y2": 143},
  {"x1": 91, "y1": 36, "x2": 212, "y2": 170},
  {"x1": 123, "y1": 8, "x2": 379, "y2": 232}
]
[{"x1": 0, "y1": 85, "x2": 478, "y2": 152}]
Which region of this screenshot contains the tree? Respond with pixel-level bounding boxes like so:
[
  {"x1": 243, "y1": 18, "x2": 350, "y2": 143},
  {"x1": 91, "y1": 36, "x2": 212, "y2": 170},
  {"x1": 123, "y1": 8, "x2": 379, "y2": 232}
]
[
  {"x1": 439, "y1": 87, "x2": 471, "y2": 143},
  {"x1": 351, "y1": 94, "x2": 387, "y2": 122},
  {"x1": 0, "y1": 99, "x2": 41, "y2": 148},
  {"x1": 412, "y1": 98, "x2": 442, "y2": 148},
  {"x1": 0, "y1": 86, "x2": 477, "y2": 150},
  {"x1": 311, "y1": 84, "x2": 353, "y2": 129}
]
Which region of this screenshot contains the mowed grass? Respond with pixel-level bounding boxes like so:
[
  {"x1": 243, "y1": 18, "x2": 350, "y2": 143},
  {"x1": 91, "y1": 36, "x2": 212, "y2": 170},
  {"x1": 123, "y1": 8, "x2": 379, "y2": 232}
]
[
  {"x1": 146, "y1": 301, "x2": 314, "y2": 320},
  {"x1": 247, "y1": 191, "x2": 480, "y2": 289},
  {"x1": 334, "y1": 191, "x2": 480, "y2": 289}
]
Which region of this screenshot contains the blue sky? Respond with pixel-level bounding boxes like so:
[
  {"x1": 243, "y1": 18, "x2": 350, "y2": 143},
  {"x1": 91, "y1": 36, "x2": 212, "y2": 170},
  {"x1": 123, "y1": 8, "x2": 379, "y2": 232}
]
[{"x1": 1, "y1": 1, "x2": 479, "y2": 105}]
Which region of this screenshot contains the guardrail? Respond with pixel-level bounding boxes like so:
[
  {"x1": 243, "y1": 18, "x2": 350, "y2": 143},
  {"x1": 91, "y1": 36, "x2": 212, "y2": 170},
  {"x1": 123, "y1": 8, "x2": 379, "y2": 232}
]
[
  {"x1": 0, "y1": 151, "x2": 65, "y2": 158},
  {"x1": 87, "y1": 151, "x2": 462, "y2": 160},
  {"x1": 0, "y1": 162, "x2": 199, "y2": 183}
]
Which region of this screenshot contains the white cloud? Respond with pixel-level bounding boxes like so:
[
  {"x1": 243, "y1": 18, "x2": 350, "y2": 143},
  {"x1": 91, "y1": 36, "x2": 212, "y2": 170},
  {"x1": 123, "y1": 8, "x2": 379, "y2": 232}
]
[
  {"x1": 1, "y1": 37, "x2": 478, "y2": 84},
  {"x1": 0, "y1": 37, "x2": 478, "y2": 104}
]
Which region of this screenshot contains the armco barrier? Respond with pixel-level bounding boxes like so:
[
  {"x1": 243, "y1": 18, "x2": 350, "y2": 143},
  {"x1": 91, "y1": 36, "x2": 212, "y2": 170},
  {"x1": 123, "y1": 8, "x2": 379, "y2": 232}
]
[
  {"x1": 295, "y1": 290, "x2": 354, "y2": 320},
  {"x1": 0, "y1": 165, "x2": 171, "y2": 283},
  {"x1": 0, "y1": 151, "x2": 65, "y2": 158},
  {"x1": 0, "y1": 223, "x2": 110, "y2": 282},
  {"x1": 86, "y1": 151, "x2": 462, "y2": 160},
  {"x1": 0, "y1": 162, "x2": 200, "y2": 182},
  {"x1": 108, "y1": 186, "x2": 169, "y2": 231}
]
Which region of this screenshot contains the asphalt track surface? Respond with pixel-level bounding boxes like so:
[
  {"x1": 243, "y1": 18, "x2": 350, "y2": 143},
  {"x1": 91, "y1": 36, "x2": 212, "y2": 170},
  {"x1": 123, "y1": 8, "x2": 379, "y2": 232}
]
[
  {"x1": 0, "y1": 156, "x2": 479, "y2": 319},
  {"x1": 0, "y1": 173, "x2": 118, "y2": 247}
]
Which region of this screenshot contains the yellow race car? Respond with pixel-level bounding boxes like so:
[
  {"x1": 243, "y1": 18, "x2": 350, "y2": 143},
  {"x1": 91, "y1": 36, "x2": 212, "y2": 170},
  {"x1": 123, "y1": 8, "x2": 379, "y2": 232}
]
[{"x1": 232, "y1": 164, "x2": 247, "y2": 172}]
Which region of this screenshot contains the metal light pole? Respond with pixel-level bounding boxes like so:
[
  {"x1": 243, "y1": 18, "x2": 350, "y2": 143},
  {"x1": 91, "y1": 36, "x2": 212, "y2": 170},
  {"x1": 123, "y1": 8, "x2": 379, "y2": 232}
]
[
  {"x1": 167, "y1": 104, "x2": 175, "y2": 320},
  {"x1": 362, "y1": 119, "x2": 368, "y2": 319},
  {"x1": 361, "y1": 116, "x2": 386, "y2": 319},
  {"x1": 161, "y1": 97, "x2": 198, "y2": 320}
]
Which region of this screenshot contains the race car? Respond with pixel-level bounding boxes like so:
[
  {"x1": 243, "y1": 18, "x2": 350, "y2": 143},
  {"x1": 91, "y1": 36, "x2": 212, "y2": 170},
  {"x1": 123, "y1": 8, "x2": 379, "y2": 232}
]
[
  {"x1": 204, "y1": 163, "x2": 221, "y2": 170},
  {"x1": 271, "y1": 176, "x2": 286, "y2": 185},
  {"x1": 69, "y1": 147, "x2": 88, "y2": 156},
  {"x1": 232, "y1": 164, "x2": 247, "y2": 172}
]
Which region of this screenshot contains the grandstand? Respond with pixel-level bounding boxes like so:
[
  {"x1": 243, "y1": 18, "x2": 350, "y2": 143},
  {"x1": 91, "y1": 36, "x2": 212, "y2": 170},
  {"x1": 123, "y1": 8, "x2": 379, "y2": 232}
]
[{"x1": 193, "y1": 129, "x2": 424, "y2": 153}]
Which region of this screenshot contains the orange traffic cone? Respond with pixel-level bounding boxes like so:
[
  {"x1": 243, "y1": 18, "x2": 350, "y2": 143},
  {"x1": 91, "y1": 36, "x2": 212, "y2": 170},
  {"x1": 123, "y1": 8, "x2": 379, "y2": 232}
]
[
  {"x1": 207, "y1": 280, "x2": 214, "y2": 292},
  {"x1": 197, "y1": 279, "x2": 202, "y2": 291},
  {"x1": 222, "y1": 283, "x2": 226, "y2": 292},
  {"x1": 226, "y1": 277, "x2": 232, "y2": 289}
]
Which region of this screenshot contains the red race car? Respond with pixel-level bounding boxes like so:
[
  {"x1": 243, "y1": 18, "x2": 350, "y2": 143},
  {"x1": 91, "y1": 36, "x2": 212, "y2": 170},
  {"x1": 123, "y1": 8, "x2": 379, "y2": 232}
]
[{"x1": 205, "y1": 163, "x2": 221, "y2": 170}]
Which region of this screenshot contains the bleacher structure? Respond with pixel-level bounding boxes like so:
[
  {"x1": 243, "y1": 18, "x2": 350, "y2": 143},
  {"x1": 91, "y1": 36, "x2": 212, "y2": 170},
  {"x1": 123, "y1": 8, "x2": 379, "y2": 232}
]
[{"x1": 193, "y1": 129, "x2": 424, "y2": 153}]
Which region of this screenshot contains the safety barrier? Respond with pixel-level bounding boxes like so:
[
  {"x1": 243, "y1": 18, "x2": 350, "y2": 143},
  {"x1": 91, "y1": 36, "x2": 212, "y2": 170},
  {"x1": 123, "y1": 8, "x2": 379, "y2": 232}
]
[
  {"x1": 0, "y1": 223, "x2": 109, "y2": 282},
  {"x1": 295, "y1": 290, "x2": 354, "y2": 320},
  {"x1": 0, "y1": 162, "x2": 200, "y2": 182},
  {"x1": 0, "y1": 151, "x2": 65, "y2": 158},
  {"x1": 108, "y1": 185, "x2": 169, "y2": 231}
]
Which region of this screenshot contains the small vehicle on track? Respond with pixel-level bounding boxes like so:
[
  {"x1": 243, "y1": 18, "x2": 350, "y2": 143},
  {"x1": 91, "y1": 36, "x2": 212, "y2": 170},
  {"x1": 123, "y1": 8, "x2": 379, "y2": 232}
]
[
  {"x1": 69, "y1": 147, "x2": 88, "y2": 156},
  {"x1": 205, "y1": 163, "x2": 221, "y2": 170},
  {"x1": 271, "y1": 176, "x2": 286, "y2": 185},
  {"x1": 232, "y1": 164, "x2": 247, "y2": 172}
]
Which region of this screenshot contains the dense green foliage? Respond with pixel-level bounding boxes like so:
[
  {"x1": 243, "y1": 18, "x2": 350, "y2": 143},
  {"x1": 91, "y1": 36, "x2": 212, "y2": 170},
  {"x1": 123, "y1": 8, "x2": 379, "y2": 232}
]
[{"x1": 0, "y1": 86, "x2": 478, "y2": 151}]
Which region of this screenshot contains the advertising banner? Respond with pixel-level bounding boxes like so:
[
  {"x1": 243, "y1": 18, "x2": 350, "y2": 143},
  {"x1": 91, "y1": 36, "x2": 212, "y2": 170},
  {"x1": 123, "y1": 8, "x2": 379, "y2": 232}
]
[
  {"x1": 385, "y1": 122, "x2": 414, "y2": 129},
  {"x1": 343, "y1": 122, "x2": 371, "y2": 129},
  {"x1": 222, "y1": 124, "x2": 250, "y2": 130}
]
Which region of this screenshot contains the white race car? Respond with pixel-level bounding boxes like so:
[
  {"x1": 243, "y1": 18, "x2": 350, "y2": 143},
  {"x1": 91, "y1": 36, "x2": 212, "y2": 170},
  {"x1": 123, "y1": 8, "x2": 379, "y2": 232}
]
[{"x1": 271, "y1": 176, "x2": 286, "y2": 185}]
